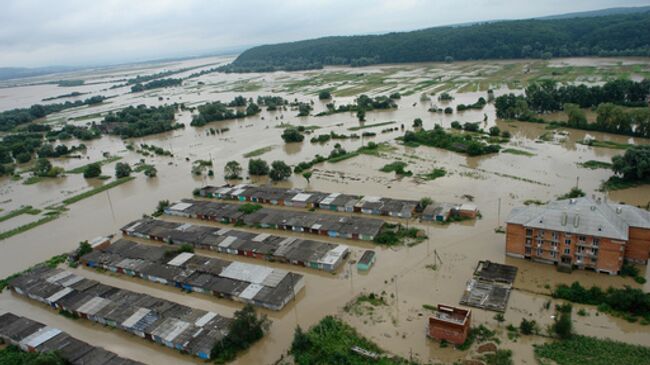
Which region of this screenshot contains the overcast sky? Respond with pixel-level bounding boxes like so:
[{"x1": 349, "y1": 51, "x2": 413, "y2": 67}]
[{"x1": 0, "y1": 0, "x2": 648, "y2": 68}]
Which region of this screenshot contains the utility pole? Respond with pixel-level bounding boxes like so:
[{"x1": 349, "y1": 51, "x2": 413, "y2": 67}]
[
  {"x1": 105, "y1": 190, "x2": 116, "y2": 225},
  {"x1": 576, "y1": 176, "x2": 580, "y2": 189},
  {"x1": 497, "y1": 198, "x2": 501, "y2": 228},
  {"x1": 394, "y1": 275, "x2": 399, "y2": 322}
]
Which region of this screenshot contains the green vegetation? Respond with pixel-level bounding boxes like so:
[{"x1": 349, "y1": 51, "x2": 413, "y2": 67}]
[
  {"x1": 62, "y1": 176, "x2": 135, "y2": 205},
  {"x1": 420, "y1": 168, "x2": 447, "y2": 181},
  {"x1": 557, "y1": 187, "x2": 585, "y2": 200},
  {"x1": 237, "y1": 203, "x2": 263, "y2": 214},
  {"x1": 578, "y1": 160, "x2": 612, "y2": 169},
  {"x1": 379, "y1": 161, "x2": 412, "y2": 176},
  {"x1": 83, "y1": 163, "x2": 102, "y2": 178},
  {"x1": 0, "y1": 96, "x2": 106, "y2": 131},
  {"x1": 0, "y1": 214, "x2": 60, "y2": 241},
  {"x1": 534, "y1": 335, "x2": 650, "y2": 365},
  {"x1": 130, "y1": 78, "x2": 182, "y2": 92},
  {"x1": 0, "y1": 206, "x2": 41, "y2": 223},
  {"x1": 403, "y1": 125, "x2": 501, "y2": 156},
  {"x1": 221, "y1": 13, "x2": 650, "y2": 72},
  {"x1": 153, "y1": 200, "x2": 170, "y2": 217},
  {"x1": 101, "y1": 104, "x2": 183, "y2": 138},
  {"x1": 115, "y1": 162, "x2": 132, "y2": 178},
  {"x1": 269, "y1": 160, "x2": 292, "y2": 181},
  {"x1": 138, "y1": 143, "x2": 172, "y2": 156},
  {"x1": 317, "y1": 95, "x2": 397, "y2": 118},
  {"x1": 67, "y1": 156, "x2": 122, "y2": 174},
  {"x1": 502, "y1": 148, "x2": 535, "y2": 157},
  {"x1": 224, "y1": 160, "x2": 242, "y2": 179},
  {"x1": 496, "y1": 79, "x2": 650, "y2": 138},
  {"x1": 248, "y1": 159, "x2": 269, "y2": 176},
  {"x1": 281, "y1": 128, "x2": 305, "y2": 143},
  {"x1": 348, "y1": 121, "x2": 396, "y2": 131},
  {"x1": 191, "y1": 97, "x2": 261, "y2": 127},
  {"x1": 211, "y1": 304, "x2": 270, "y2": 364},
  {"x1": 620, "y1": 263, "x2": 647, "y2": 284},
  {"x1": 456, "y1": 97, "x2": 487, "y2": 111},
  {"x1": 318, "y1": 90, "x2": 332, "y2": 100},
  {"x1": 456, "y1": 325, "x2": 498, "y2": 351},
  {"x1": 291, "y1": 316, "x2": 414, "y2": 365},
  {"x1": 294, "y1": 142, "x2": 394, "y2": 174},
  {"x1": 243, "y1": 146, "x2": 273, "y2": 158},
  {"x1": 0, "y1": 345, "x2": 68, "y2": 364},
  {"x1": 607, "y1": 145, "x2": 650, "y2": 189},
  {"x1": 579, "y1": 139, "x2": 632, "y2": 150},
  {"x1": 553, "y1": 282, "x2": 650, "y2": 322},
  {"x1": 373, "y1": 224, "x2": 424, "y2": 246}
]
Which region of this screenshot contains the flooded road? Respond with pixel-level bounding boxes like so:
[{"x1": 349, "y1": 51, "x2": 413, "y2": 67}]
[{"x1": 0, "y1": 56, "x2": 649, "y2": 364}]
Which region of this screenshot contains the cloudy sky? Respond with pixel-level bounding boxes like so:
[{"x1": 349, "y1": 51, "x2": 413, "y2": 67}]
[{"x1": 1, "y1": 0, "x2": 647, "y2": 68}]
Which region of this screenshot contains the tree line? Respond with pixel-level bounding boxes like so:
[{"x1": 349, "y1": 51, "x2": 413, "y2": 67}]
[
  {"x1": 219, "y1": 12, "x2": 650, "y2": 72},
  {"x1": 100, "y1": 104, "x2": 184, "y2": 138},
  {"x1": 0, "y1": 96, "x2": 106, "y2": 131}
]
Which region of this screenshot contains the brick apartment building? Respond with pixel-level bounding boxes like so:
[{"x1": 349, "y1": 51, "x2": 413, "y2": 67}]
[
  {"x1": 428, "y1": 305, "x2": 471, "y2": 345},
  {"x1": 506, "y1": 197, "x2": 650, "y2": 274}
]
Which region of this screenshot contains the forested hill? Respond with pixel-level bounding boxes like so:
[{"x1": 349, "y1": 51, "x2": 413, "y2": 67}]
[{"x1": 222, "y1": 12, "x2": 650, "y2": 73}]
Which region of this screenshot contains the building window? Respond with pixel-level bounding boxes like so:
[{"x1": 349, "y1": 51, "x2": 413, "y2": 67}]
[
  {"x1": 536, "y1": 248, "x2": 543, "y2": 256},
  {"x1": 552, "y1": 232, "x2": 559, "y2": 241},
  {"x1": 537, "y1": 239, "x2": 543, "y2": 246},
  {"x1": 564, "y1": 248, "x2": 570, "y2": 255},
  {"x1": 551, "y1": 251, "x2": 557, "y2": 258},
  {"x1": 551, "y1": 241, "x2": 558, "y2": 248},
  {"x1": 525, "y1": 247, "x2": 531, "y2": 255},
  {"x1": 577, "y1": 246, "x2": 584, "y2": 253},
  {"x1": 592, "y1": 248, "x2": 599, "y2": 256},
  {"x1": 565, "y1": 238, "x2": 571, "y2": 245},
  {"x1": 526, "y1": 229, "x2": 533, "y2": 236},
  {"x1": 576, "y1": 254, "x2": 582, "y2": 262},
  {"x1": 578, "y1": 235, "x2": 586, "y2": 242},
  {"x1": 592, "y1": 238, "x2": 600, "y2": 247},
  {"x1": 537, "y1": 230, "x2": 545, "y2": 238},
  {"x1": 526, "y1": 238, "x2": 532, "y2": 246}
]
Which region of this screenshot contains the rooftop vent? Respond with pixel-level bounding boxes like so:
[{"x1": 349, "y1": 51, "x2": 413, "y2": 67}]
[
  {"x1": 590, "y1": 206, "x2": 596, "y2": 211},
  {"x1": 616, "y1": 207, "x2": 622, "y2": 214},
  {"x1": 573, "y1": 214, "x2": 580, "y2": 228},
  {"x1": 561, "y1": 212, "x2": 568, "y2": 226},
  {"x1": 569, "y1": 199, "x2": 577, "y2": 205}
]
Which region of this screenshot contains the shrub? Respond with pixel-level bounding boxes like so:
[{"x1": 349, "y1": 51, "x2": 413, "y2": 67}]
[
  {"x1": 83, "y1": 163, "x2": 102, "y2": 178},
  {"x1": 281, "y1": 128, "x2": 304, "y2": 143},
  {"x1": 269, "y1": 160, "x2": 292, "y2": 181},
  {"x1": 248, "y1": 159, "x2": 269, "y2": 176},
  {"x1": 115, "y1": 162, "x2": 132, "y2": 178}
]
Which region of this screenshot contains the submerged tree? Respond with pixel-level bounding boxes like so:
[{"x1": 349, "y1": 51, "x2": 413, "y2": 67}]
[{"x1": 224, "y1": 160, "x2": 243, "y2": 179}]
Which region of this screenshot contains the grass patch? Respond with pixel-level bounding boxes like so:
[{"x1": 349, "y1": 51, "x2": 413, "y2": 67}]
[
  {"x1": 275, "y1": 123, "x2": 320, "y2": 131},
  {"x1": 66, "y1": 156, "x2": 122, "y2": 174},
  {"x1": 290, "y1": 316, "x2": 410, "y2": 365},
  {"x1": 419, "y1": 168, "x2": 447, "y2": 181},
  {"x1": 578, "y1": 139, "x2": 632, "y2": 150},
  {"x1": 524, "y1": 199, "x2": 546, "y2": 206},
  {"x1": 62, "y1": 176, "x2": 135, "y2": 205},
  {"x1": 502, "y1": 148, "x2": 535, "y2": 157},
  {"x1": 379, "y1": 161, "x2": 412, "y2": 176},
  {"x1": 534, "y1": 335, "x2": 650, "y2": 365},
  {"x1": 0, "y1": 206, "x2": 41, "y2": 223},
  {"x1": 327, "y1": 152, "x2": 360, "y2": 163},
  {"x1": 577, "y1": 160, "x2": 612, "y2": 169},
  {"x1": 348, "y1": 121, "x2": 396, "y2": 131},
  {"x1": 0, "y1": 214, "x2": 60, "y2": 241},
  {"x1": 243, "y1": 146, "x2": 274, "y2": 158}
]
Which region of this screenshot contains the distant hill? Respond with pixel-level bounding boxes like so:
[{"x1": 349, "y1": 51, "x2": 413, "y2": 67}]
[
  {"x1": 0, "y1": 66, "x2": 81, "y2": 81},
  {"x1": 223, "y1": 11, "x2": 650, "y2": 73},
  {"x1": 538, "y1": 5, "x2": 650, "y2": 20}
]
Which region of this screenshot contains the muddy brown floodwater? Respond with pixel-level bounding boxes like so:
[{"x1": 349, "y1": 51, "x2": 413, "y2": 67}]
[{"x1": 0, "y1": 56, "x2": 649, "y2": 365}]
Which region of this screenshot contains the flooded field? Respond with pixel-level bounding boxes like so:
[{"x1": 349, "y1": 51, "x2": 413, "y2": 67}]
[{"x1": 0, "y1": 56, "x2": 649, "y2": 364}]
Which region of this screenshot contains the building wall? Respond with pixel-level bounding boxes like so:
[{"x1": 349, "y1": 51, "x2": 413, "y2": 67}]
[
  {"x1": 625, "y1": 227, "x2": 650, "y2": 264},
  {"x1": 506, "y1": 224, "x2": 625, "y2": 274},
  {"x1": 505, "y1": 224, "x2": 526, "y2": 258},
  {"x1": 428, "y1": 317, "x2": 470, "y2": 345}
]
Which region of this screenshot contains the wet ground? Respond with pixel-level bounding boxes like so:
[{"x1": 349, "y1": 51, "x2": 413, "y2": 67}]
[{"x1": 0, "y1": 56, "x2": 649, "y2": 364}]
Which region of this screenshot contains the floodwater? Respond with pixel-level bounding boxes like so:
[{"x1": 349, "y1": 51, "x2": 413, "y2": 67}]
[{"x1": 0, "y1": 56, "x2": 649, "y2": 364}]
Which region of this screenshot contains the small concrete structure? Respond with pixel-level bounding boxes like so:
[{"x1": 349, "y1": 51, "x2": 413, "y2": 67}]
[
  {"x1": 459, "y1": 261, "x2": 517, "y2": 312},
  {"x1": 428, "y1": 305, "x2": 472, "y2": 345},
  {"x1": 357, "y1": 250, "x2": 376, "y2": 271}
]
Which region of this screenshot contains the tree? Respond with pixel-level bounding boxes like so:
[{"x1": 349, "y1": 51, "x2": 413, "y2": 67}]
[
  {"x1": 519, "y1": 318, "x2": 538, "y2": 335},
  {"x1": 281, "y1": 128, "x2": 304, "y2": 143},
  {"x1": 15, "y1": 152, "x2": 31, "y2": 164},
  {"x1": 564, "y1": 103, "x2": 587, "y2": 128},
  {"x1": 612, "y1": 145, "x2": 650, "y2": 181},
  {"x1": 115, "y1": 162, "x2": 132, "y2": 178},
  {"x1": 83, "y1": 163, "x2": 102, "y2": 178},
  {"x1": 356, "y1": 109, "x2": 365, "y2": 122},
  {"x1": 302, "y1": 171, "x2": 312, "y2": 184},
  {"x1": 33, "y1": 158, "x2": 52, "y2": 176},
  {"x1": 210, "y1": 304, "x2": 270, "y2": 362},
  {"x1": 552, "y1": 304, "x2": 573, "y2": 339},
  {"x1": 270, "y1": 160, "x2": 292, "y2": 181},
  {"x1": 143, "y1": 165, "x2": 157, "y2": 177},
  {"x1": 489, "y1": 126, "x2": 501, "y2": 136},
  {"x1": 413, "y1": 118, "x2": 423, "y2": 128},
  {"x1": 318, "y1": 90, "x2": 331, "y2": 100},
  {"x1": 248, "y1": 159, "x2": 269, "y2": 176},
  {"x1": 224, "y1": 160, "x2": 242, "y2": 179}
]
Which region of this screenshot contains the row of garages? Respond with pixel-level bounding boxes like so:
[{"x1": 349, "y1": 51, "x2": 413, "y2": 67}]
[
  {"x1": 8, "y1": 266, "x2": 233, "y2": 360},
  {"x1": 165, "y1": 199, "x2": 385, "y2": 241},
  {"x1": 81, "y1": 239, "x2": 304, "y2": 311},
  {"x1": 0, "y1": 312, "x2": 143, "y2": 365},
  {"x1": 199, "y1": 184, "x2": 420, "y2": 218},
  {"x1": 122, "y1": 218, "x2": 349, "y2": 272}
]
